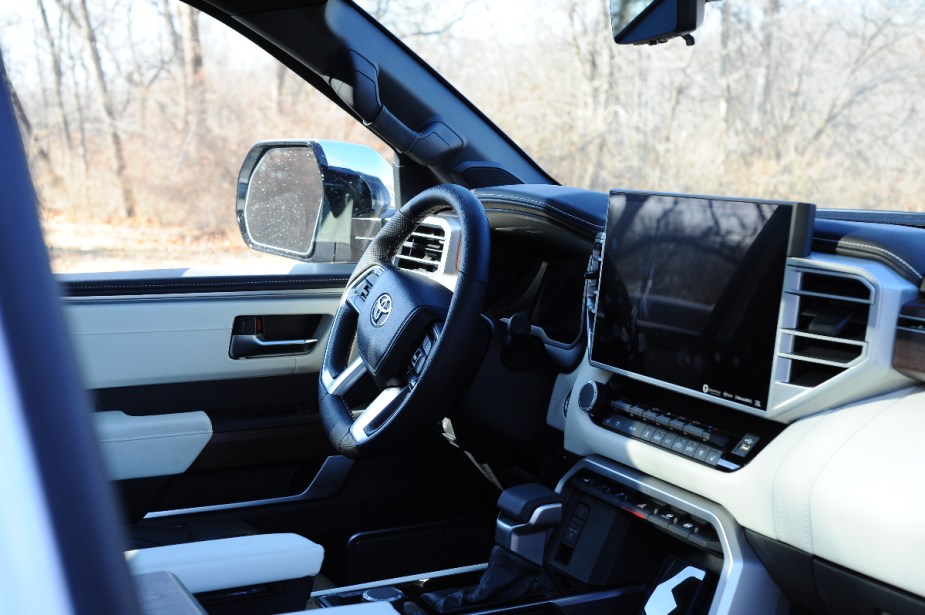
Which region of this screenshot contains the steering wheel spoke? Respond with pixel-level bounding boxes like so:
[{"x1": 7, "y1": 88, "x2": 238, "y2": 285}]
[
  {"x1": 321, "y1": 356, "x2": 367, "y2": 397},
  {"x1": 350, "y1": 386, "x2": 408, "y2": 443}
]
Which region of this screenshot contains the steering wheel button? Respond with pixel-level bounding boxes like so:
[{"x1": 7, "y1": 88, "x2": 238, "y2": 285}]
[{"x1": 671, "y1": 436, "x2": 689, "y2": 453}]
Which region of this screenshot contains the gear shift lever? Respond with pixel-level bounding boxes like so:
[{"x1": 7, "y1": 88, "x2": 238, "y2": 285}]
[
  {"x1": 421, "y1": 484, "x2": 563, "y2": 612},
  {"x1": 495, "y1": 483, "x2": 564, "y2": 564}
]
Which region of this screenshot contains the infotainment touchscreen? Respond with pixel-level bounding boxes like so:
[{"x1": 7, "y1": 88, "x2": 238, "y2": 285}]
[{"x1": 591, "y1": 191, "x2": 813, "y2": 412}]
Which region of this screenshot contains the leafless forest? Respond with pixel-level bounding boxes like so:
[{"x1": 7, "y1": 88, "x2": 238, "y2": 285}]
[{"x1": 1, "y1": 0, "x2": 924, "y2": 271}]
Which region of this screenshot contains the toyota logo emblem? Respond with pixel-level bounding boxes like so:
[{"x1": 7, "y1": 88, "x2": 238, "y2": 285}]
[{"x1": 371, "y1": 293, "x2": 393, "y2": 327}]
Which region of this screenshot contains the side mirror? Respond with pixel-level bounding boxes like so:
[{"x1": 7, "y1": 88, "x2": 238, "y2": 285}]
[
  {"x1": 611, "y1": 0, "x2": 706, "y2": 46},
  {"x1": 236, "y1": 140, "x2": 392, "y2": 262}
]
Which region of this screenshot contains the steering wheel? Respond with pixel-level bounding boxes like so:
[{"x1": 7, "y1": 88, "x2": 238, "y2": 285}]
[{"x1": 318, "y1": 184, "x2": 489, "y2": 457}]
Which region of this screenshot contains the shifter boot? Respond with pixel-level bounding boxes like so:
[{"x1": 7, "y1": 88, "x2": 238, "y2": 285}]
[{"x1": 420, "y1": 545, "x2": 542, "y2": 612}]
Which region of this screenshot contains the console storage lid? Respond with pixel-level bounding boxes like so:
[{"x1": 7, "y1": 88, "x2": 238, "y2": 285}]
[{"x1": 125, "y1": 533, "x2": 323, "y2": 594}]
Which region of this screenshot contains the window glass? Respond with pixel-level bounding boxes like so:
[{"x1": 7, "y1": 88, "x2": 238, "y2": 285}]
[
  {"x1": 361, "y1": 0, "x2": 925, "y2": 212},
  {"x1": 0, "y1": 1, "x2": 389, "y2": 273}
]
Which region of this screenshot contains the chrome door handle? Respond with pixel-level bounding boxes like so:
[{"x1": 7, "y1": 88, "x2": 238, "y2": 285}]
[{"x1": 229, "y1": 334, "x2": 318, "y2": 359}]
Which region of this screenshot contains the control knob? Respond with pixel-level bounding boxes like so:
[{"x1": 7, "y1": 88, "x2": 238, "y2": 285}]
[{"x1": 577, "y1": 381, "x2": 607, "y2": 416}]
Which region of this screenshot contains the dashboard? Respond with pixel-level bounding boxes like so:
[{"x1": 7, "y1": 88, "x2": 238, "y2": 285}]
[{"x1": 465, "y1": 183, "x2": 925, "y2": 612}]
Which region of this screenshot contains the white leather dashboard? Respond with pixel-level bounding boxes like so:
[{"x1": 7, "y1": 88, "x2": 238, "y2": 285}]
[
  {"x1": 564, "y1": 357, "x2": 925, "y2": 597},
  {"x1": 64, "y1": 292, "x2": 339, "y2": 388}
]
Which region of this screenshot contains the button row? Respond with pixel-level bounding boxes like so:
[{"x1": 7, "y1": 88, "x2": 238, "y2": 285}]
[
  {"x1": 601, "y1": 415, "x2": 724, "y2": 467},
  {"x1": 407, "y1": 328, "x2": 438, "y2": 385},
  {"x1": 575, "y1": 474, "x2": 721, "y2": 553},
  {"x1": 611, "y1": 400, "x2": 731, "y2": 448}
]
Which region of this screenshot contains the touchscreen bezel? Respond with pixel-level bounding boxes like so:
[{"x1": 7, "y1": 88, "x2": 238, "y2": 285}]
[{"x1": 589, "y1": 190, "x2": 814, "y2": 414}]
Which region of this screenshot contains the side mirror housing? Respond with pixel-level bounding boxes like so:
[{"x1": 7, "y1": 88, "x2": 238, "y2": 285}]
[
  {"x1": 611, "y1": 0, "x2": 706, "y2": 46},
  {"x1": 236, "y1": 140, "x2": 392, "y2": 262}
]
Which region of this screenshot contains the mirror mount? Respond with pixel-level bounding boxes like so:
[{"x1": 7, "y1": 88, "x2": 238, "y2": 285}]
[{"x1": 612, "y1": 0, "x2": 716, "y2": 46}]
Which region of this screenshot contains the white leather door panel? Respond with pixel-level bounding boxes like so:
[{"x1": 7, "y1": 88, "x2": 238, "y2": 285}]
[
  {"x1": 64, "y1": 292, "x2": 340, "y2": 389},
  {"x1": 94, "y1": 411, "x2": 212, "y2": 480}
]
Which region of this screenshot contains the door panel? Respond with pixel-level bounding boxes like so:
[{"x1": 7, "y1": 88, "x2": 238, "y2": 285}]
[
  {"x1": 65, "y1": 292, "x2": 340, "y2": 389},
  {"x1": 59, "y1": 273, "x2": 348, "y2": 518}
]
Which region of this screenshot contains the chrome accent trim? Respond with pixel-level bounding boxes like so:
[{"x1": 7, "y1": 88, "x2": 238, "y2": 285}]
[
  {"x1": 143, "y1": 455, "x2": 354, "y2": 519},
  {"x1": 557, "y1": 456, "x2": 784, "y2": 615},
  {"x1": 322, "y1": 357, "x2": 367, "y2": 396},
  {"x1": 310, "y1": 563, "x2": 489, "y2": 598},
  {"x1": 350, "y1": 386, "x2": 405, "y2": 443}
]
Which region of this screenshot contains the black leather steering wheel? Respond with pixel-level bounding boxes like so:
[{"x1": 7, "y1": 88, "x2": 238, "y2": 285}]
[{"x1": 318, "y1": 184, "x2": 489, "y2": 457}]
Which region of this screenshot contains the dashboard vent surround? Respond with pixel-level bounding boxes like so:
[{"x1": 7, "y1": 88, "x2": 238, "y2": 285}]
[
  {"x1": 778, "y1": 270, "x2": 873, "y2": 387},
  {"x1": 394, "y1": 223, "x2": 446, "y2": 274}
]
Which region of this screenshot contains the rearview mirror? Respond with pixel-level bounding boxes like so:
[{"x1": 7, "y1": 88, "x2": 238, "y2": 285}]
[
  {"x1": 236, "y1": 140, "x2": 392, "y2": 262},
  {"x1": 611, "y1": 0, "x2": 705, "y2": 46}
]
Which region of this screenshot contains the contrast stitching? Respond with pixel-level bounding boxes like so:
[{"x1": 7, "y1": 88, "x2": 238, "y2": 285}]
[
  {"x1": 477, "y1": 192, "x2": 600, "y2": 228},
  {"x1": 814, "y1": 236, "x2": 921, "y2": 281}
]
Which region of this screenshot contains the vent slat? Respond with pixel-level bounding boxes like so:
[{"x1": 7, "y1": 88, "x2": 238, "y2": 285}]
[
  {"x1": 780, "y1": 269, "x2": 871, "y2": 387},
  {"x1": 394, "y1": 223, "x2": 446, "y2": 274}
]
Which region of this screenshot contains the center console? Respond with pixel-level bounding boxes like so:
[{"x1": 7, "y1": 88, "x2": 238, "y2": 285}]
[{"x1": 311, "y1": 457, "x2": 783, "y2": 614}]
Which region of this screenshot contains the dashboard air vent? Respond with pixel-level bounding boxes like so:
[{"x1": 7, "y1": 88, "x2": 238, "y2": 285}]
[
  {"x1": 394, "y1": 223, "x2": 446, "y2": 274},
  {"x1": 779, "y1": 270, "x2": 873, "y2": 387}
]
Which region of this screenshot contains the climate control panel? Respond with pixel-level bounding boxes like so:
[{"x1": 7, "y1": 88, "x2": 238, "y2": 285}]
[{"x1": 578, "y1": 379, "x2": 779, "y2": 472}]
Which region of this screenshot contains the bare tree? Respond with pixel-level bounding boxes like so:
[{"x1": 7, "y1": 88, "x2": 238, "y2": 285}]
[{"x1": 52, "y1": 0, "x2": 137, "y2": 218}]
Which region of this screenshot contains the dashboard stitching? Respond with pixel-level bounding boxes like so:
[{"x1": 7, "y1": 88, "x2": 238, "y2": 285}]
[
  {"x1": 476, "y1": 193, "x2": 601, "y2": 229},
  {"x1": 799, "y1": 402, "x2": 895, "y2": 552},
  {"x1": 814, "y1": 237, "x2": 922, "y2": 281},
  {"x1": 770, "y1": 413, "x2": 829, "y2": 543},
  {"x1": 773, "y1": 403, "x2": 892, "y2": 552}
]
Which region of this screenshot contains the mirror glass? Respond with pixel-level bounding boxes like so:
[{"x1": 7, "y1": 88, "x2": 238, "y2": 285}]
[
  {"x1": 243, "y1": 146, "x2": 324, "y2": 258},
  {"x1": 610, "y1": 0, "x2": 654, "y2": 38}
]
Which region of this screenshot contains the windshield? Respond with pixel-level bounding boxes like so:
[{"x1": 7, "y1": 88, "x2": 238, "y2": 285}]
[{"x1": 360, "y1": 0, "x2": 925, "y2": 212}]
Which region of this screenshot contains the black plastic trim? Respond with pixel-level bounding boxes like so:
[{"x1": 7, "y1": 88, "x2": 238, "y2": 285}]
[{"x1": 62, "y1": 274, "x2": 351, "y2": 297}]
